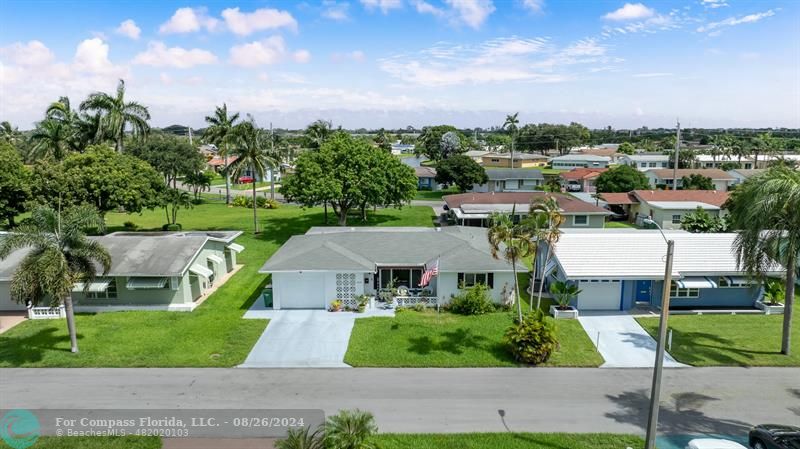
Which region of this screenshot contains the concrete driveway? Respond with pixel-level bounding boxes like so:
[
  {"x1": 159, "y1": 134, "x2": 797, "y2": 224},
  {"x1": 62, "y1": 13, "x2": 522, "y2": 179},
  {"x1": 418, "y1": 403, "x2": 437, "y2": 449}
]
[
  {"x1": 240, "y1": 309, "x2": 393, "y2": 368},
  {"x1": 578, "y1": 312, "x2": 687, "y2": 368}
]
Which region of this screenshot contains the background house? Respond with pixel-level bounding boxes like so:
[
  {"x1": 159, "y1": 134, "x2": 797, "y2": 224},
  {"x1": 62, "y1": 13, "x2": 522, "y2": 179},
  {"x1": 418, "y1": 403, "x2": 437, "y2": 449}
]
[
  {"x1": 600, "y1": 190, "x2": 730, "y2": 230},
  {"x1": 480, "y1": 152, "x2": 549, "y2": 168},
  {"x1": 619, "y1": 153, "x2": 671, "y2": 171},
  {"x1": 551, "y1": 154, "x2": 611, "y2": 169},
  {"x1": 695, "y1": 154, "x2": 755, "y2": 170},
  {"x1": 728, "y1": 168, "x2": 766, "y2": 186},
  {"x1": 559, "y1": 168, "x2": 607, "y2": 192},
  {"x1": 414, "y1": 166, "x2": 441, "y2": 191},
  {"x1": 472, "y1": 169, "x2": 544, "y2": 193},
  {"x1": 645, "y1": 169, "x2": 735, "y2": 191}
]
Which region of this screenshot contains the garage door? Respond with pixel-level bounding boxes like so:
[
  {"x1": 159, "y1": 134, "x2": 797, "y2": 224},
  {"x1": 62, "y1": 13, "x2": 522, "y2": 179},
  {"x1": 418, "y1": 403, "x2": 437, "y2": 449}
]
[
  {"x1": 576, "y1": 280, "x2": 621, "y2": 310},
  {"x1": 0, "y1": 283, "x2": 26, "y2": 311},
  {"x1": 276, "y1": 272, "x2": 326, "y2": 309}
]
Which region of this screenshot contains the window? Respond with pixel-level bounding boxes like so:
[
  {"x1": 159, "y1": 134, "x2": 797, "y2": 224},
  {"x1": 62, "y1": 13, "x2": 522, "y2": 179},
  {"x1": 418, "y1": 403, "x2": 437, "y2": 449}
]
[
  {"x1": 670, "y1": 281, "x2": 699, "y2": 298},
  {"x1": 87, "y1": 279, "x2": 117, "y2": 300},
  {"x1": 649, "y1": 162, "x2": 657, "y2": 167},
  {"x1": 457, "y1": 273, "x2": 494, "y2": 288},
  {"x1": 640, "y1": 163, "x2": 647, "y2": 168},
  {"x1": 518, "y1": 180, "x2": 524, "y2": 189},
  {"x1": 718, "y1": 276, "x2": 752, "y2": 288},
  {"x1": 718, "y1": 276, "x2": 730, "y2": 288},
  {"x1": 671, "y1": 214, "x2": 681, "y2": 224},
  {"x1": 491, "y1": 158, "x2": 500, "y2": 163},
  {"x1": 573, "y1": 215, "x2": 589, "y2": 226}
]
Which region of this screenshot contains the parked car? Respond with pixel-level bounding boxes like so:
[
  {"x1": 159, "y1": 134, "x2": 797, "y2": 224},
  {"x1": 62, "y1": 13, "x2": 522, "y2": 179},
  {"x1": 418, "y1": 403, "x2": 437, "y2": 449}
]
[
  {"x1": 687, "y1": 439, "x2": 747, "y2": 449},
  {"x1": 604, "y1": 206, "x2": 628, "y2": 221},
  {"x1": 238, "y1": 176, "x2": 254, "y2": 184},
  {"x1": 566, "y1": 181, "x2": 581, "y2": 192},
  {"x1": 749, "y1": 424, "x2": 800, "y2": 449}
]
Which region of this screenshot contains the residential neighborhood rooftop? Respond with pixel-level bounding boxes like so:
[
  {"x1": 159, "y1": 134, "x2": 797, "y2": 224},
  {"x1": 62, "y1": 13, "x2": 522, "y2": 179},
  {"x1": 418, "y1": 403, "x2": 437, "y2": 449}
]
[
  {"x1": 648, "y1": 168, "x2": 735, "y2": 180},
  {"x1": 560, "y1": 168, "x2": 608, "y2": 180},
  {"x1": 414, "y1": 166, "x2": 437, "y2": 178},
  {"x1": 482, "y1": 152, "x2": 548, "y2": 160},
  {"x1": 621, "y1": 153, "x2": 671, "y2": 161},
  {"x1": 484, "y1": 168, "x2": 544, "y2": 180},
  {"x1": 551, "y1": 154, "x2": 611, "y2": 162},
  {"x1": 444, "y1": 191, "x2": 609, "y2": 215}
]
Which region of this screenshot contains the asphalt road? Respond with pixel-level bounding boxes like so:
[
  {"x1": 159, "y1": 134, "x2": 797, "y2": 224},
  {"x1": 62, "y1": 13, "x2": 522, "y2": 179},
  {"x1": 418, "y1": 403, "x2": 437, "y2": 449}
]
[{"x1": 2, "y1": 367, "x2": 797, "y2": 435}]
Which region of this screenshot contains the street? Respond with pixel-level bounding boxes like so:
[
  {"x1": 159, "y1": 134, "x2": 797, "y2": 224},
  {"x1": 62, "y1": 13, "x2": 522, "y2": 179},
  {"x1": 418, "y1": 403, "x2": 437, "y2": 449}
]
[{"x1": 2, "y1": 367, "x2": 797, "y2": 435}]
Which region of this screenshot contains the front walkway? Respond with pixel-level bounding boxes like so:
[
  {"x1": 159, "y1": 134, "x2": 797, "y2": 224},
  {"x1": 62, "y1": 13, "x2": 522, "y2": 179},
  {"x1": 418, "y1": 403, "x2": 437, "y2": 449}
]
[
  {"x1": 578, "y1": 312, "x2": 687, "y2": 368},
  {"x1": 241, "y1": 308, "x2": 393, "y2": 368},
  {"x1": 0, "y1": 311, "x2": 27, "y2": 334}
]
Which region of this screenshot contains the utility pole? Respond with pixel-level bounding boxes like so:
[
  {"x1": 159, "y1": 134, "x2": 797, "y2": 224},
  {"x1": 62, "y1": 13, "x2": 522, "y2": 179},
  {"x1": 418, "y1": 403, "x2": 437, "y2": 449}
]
[
  {"x1": 270, "y1": 122, "x2": 275, "y2": 201},
  {"x1": 671, "y1": 119, "x2": 681, "y2": 191},
  {"x1": 188, "y1": 127, "x2": 193, "y2": 145}
]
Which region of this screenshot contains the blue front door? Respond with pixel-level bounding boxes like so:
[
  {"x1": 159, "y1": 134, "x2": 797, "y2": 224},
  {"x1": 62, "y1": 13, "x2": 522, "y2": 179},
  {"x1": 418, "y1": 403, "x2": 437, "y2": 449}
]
[{"x1": 635, "y1": 280, "x2": 652, "y2": 302}]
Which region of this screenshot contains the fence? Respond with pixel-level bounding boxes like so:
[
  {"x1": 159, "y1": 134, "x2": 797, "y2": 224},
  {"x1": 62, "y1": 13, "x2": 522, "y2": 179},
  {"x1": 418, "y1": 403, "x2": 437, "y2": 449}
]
[{"x1": 28, "y1": 306, "x2": 65, "y2": 320}]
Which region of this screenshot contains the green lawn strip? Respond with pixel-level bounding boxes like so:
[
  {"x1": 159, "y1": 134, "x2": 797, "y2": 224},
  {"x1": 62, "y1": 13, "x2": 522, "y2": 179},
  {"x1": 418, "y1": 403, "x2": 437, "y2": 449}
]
[
  {"x1": 413, "y1": 187, "x2": 459, "y2": 201},
  {"x1": 604, "y1": 221, "x2": 639, "y2": 229},
  {"x1": 6, "y1": 436, "x2": 161, "y2": 449},
  {"x1": 0, "y1": 203, "x2": 435, "y2": 368},
  {"x1": 374, "y1": 433, "x2": 643, "y2": 449},
  {"x1": 636, "y1": 310, "x2": 799, "y2": 367}
]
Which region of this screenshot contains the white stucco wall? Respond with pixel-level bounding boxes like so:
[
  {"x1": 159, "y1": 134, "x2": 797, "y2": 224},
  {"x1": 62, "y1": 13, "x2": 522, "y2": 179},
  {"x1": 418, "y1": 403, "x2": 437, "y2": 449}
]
[{"x1": 437, "y1": 271, "x2": 517, "y2": 304}]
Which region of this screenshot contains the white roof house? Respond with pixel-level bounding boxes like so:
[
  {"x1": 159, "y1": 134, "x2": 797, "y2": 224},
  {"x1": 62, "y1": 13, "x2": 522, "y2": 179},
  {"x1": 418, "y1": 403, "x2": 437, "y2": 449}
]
[
  {"x1": 551, "y1": 154, "x2": 611, "y2": 169},
  {"x1": 619, "y1": 154, "x2": 671, "y2": 171}
]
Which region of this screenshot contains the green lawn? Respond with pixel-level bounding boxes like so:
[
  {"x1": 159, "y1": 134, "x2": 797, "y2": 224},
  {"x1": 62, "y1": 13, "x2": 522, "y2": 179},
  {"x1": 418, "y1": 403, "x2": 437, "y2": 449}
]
[
  {"x1": 636, "y1": 309, "x2": 799, "y2": 367},
  {"x1": 414, "y1": 187, "x2": 459, "y2": 200},
  {"x1": 0, "y1": 203, "x2": 435, "y2": 368},
  {"x1": 604, "y1": 221, "x2": 638, "y2": 229},
  {"x1": 540, "y1": 168, "x2": 567, "y2": 175},
  {"x1": 8, "y1": 437, "x2": 161, "y2": 449},
  {"x1": 375, "y1": 433, "x2": 644, "y2": 449}
]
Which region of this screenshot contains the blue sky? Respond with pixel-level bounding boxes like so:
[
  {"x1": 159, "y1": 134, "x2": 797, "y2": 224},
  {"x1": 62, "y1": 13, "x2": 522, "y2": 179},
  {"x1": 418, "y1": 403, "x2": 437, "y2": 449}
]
[{"x1": 1, "y1": 0, "x2": 798, "y2": 129}]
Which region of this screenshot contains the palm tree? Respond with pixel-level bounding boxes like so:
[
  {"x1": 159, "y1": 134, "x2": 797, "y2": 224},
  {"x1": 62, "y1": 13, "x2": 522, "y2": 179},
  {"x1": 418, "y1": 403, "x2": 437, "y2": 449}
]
[
  {"x1": 305, "y1": 119, "x2": 332, "y2": 149},
  {"x1": 0, "y1": 205, "x2": 111, "y2": 353},
  {"x1": 229, "y1": 118, "x2": 281, "y2": 233},
  {"x1": 29, "y1": 118, "x2": 72, "y2": 161},
  {"x1": 324, "y1": 409, "x2": 378, "y2": 449},
  {"x1": 0, "y1": 121, "x2": 23, "y2": 145},
  {"x1": 530, "y1": 197, "x2": 565, "y2": 312},
  {"x1": 753, "y1": 132, "x2": 778, "y2": 168},
  {"x1": 522, "y1": 210, "x2": 548, "y2": 312},
  {"x1": 75, "y1": 112, "x2": 104, "y2": 150},
  {"x1": 80, "y1": 79, "x2": 150, "y2": 152},
  {"x1": 276, "y1": 426, "x2": 324, "y2": 449},
  {"x1": 488, "y1": 207, "x2": 537, "y2": 321},
  {"x1": 549, "y1": 280, "x2": 582, "y2": 310},
  {"x1": 728, "y1": 167, "x2": 799, "y2": 356},
  {"x1": 502, "y1": 112, "x2": 520, "y2": 169},
  {"x1": 203, "y1": 104, "x2": 240, "y2": 205},
  {"x1": 46, "y1": 96, "x2": 97, "y2": 152}
]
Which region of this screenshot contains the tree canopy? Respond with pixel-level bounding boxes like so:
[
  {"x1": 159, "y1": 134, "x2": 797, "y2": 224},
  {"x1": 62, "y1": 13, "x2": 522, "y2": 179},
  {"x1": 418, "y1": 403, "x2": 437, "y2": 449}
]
[
  {"x1": 127, "y1": 133, "x2": 204, "y2": 187},
  {"x1": 680, "y1": 174, "x2": 714, "y2": 190},
  {"x1": 680, "y1": 207, "x2": 728, "y2": 233},
  {"x1": 0, "y1": 141, "x2": 31, "y2": 227},
  {"x1": 617, "y1": 142, "x2": 635, "y2": 155},
  {"x1": 415, "y1": 125, "x2": 467, "y2": 161},
  {"x1": 516, "y1": 122, "x2": 590, "y2": 156},
  {"x1": 595, "y1": 165, "x2": 651, "y2": 193},
  {"x1": 435, "y1": 155, "x2": 488, "y2": 192}
]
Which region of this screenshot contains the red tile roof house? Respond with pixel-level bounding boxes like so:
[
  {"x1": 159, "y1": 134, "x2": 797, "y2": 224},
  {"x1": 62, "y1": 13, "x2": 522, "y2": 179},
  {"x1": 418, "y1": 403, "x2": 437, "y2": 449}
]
[
  {"x1": 443, "y1": 191, "x2": 610, "y2": 228},
  {"x1": 645, "y1": 168, "x2": 736, "y2": 191},
  {"x1": 601, "y1": 189, "x2": 730, "y2": 230},
  {"x1": 559, "y1": 168, "x2": 608, "y2": 193}
]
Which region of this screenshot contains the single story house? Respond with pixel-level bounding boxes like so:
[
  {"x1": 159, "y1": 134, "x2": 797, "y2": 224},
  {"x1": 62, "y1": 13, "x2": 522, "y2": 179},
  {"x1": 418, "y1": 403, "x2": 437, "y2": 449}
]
[
  {"x1": 695, "y1": 154, "x2": 755, "y2": 170},
  {"x1": 472, "y1": 169, "x2": 544, "y2": 193},
  {"x1": 619, "y1": 153, "x2": 671, "y2": 171},
  {"x1": 444, "y1": 192, "x2": 610, "y2": 228},
  {"x1": 414, "y1": 166, "x2": 442, "y2": 191},
  {"x1": 577, "y1": 147, "x2": 623, "y2": 164},
  {"x1": 546, "y1": 229, "x2": 782, "y2": 311},
  {"x1": 390, "y1": 142, "x2": 415, "y2": 155},
  {"x1": 0, "y1": 231, "x2": 244, "y2": 312},
  {"x1": 480, "y1": 152, "x2": 549, "y2": 168},
  {"x1": 601, "y1": 190, "x2": 730, "y2": 230},
  {"x1": 645, "y1": 169, "x2": 736, "y2": 191},
  {"x1": 728, "y1": 168, "x2": 766, "y2": 186},
  {"x1": 464, "y1": 150, "x2": 491, "y2": 163},
  {"x1": 559, "y1": 168, "x2": 607, "y2": 192},
  {"x1": 551, "y1": 154, "x2": 611, "y2": 170},
  {"x1": 258, "y1": 226, "x2": 526, "y2": 309}
]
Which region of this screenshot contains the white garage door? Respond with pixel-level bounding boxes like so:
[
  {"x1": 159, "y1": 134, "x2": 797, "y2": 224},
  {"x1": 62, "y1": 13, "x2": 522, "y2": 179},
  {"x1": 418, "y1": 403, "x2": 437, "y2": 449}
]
[
  {"x1": 276, "y1": 272, "x2": 326, "y2": 309},
  {"x1": 576, "y1": 280, "x2": 621, "y2": 311}
]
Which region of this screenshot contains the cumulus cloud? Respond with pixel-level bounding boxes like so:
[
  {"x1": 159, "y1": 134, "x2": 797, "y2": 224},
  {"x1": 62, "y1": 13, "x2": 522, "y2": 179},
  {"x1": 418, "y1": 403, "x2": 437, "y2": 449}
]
[
  {"x1": 133, "y1": 41, "x2": 217, "y2": 68},
  {"x1": 360, "y1": 0, "x2": 402, "y2": 14},
  {"x1": 697, "y1": 9, "x2": 776, "y2": 34},
  {"x1": 444, "y1": 0, "x2": 495, "y2": 29},
  {"x1": 222, "y1": 7, "x2": 298, "y2": 35},
  {"x1": 116, "y1": 19, "x2": 141, "y2": 40},
  {"x1": 293, "y1": 49, "x2": 311, "y2": 63},
  {"x1": 603, "y1": 3, "x2": 655, "y2": 21},
  {"x1": 412, "y1": 0, "x2": 445, "y2": 16},
  {"x1": 0, "y1": 40, "x2": 54, "y2": 66},
  {"x1": 521, "y1": 0, "x2": 544, "y2": 13},
  {"x1": 701, "y1": 0, "x2": 728, "y2": 8},
  {"x1": 322, "y1": 1, "x2": 350, "y2": 21},
  {"x1": 229, "y1": 36, "x2": 288, "y2": 67},
  {"x1": 73, "y1": 38, "x2": 125, "y2": 76},
  {"x1": 159, "y1": 7, "x2": 219, "y2": 34}
]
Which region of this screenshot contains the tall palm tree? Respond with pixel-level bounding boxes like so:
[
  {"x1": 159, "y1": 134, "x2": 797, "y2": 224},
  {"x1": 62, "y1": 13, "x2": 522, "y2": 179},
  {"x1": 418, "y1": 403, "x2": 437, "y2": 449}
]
[
  {"x1": 305, "y1": 119, "x2": 332, "y2": 149},
  {"x1": 229, "y1": 118, "x2": 281, "y2": 233},
  {"x1": 29, "y1": 118, "x2": 72, "y2": 161},
  {"x1": 502, "y1": 112, "x2": 520, "y2": 169},
  {"x1": 728, "y1": 167, "x2": 799, "y2": 356},
  {"x1": 0, "y1": 121, "x2": 23, "y2": 145},
  {"x1": 530, "y1": 197, "x2": 565, "y2": 311},
  {"x1": 203, "y1": 104, "x2": 240, "y2": 204},
  {"x1": 488, "y1": 207, "x2": 536, "y2": 321},
  {"x1": 324, "y1": 409, "x2": 378, "y2": 449},
  {"x1": 80, "y1": 79, "x2": 150, "y2": 152},
  {"x1": 522, "y1": 210, "x2": 548, "y2": 312},
  {"x1": 46, "y1": 96, "x2": 97, "y2": 152},
  {"x1": 0, "y1": 205, "x2": 111, "y2": 353}
]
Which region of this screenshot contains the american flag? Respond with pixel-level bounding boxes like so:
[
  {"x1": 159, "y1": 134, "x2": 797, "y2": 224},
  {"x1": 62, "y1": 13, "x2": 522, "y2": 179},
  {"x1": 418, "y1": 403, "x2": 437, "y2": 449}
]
[{"x1": 419, "y1": 257, "x2": 439, "y2": 287}]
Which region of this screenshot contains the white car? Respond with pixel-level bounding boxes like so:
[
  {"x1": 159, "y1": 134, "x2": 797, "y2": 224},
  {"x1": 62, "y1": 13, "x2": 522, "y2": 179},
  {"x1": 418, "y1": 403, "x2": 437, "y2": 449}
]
[{"x1": 686, "y1": 438, "x2": 748, "y2": 449}]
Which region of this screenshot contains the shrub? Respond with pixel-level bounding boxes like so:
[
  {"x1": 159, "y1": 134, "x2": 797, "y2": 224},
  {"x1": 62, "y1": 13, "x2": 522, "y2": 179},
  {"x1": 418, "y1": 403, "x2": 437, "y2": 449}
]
[
  {"x1": 448, "y1": 284, "x2": 495, "y2": 315},
  {"x1": 504, "y1": 312, "x2": 558, "y2": 365},
  {"x1": 330, "y1": 300, "x2": 342, "y2": 311},
  {"x1": 264, "y1": 198, "x2": 280, "y2": 209},
  {"x1": 275, "y1": 426, "x2": 324, "y2": 449},
  {"x1": 325, "y1": 409, "x2": 378, "y2": 449},
  {"x1": 232, "y1": 196, "x2": 253, "y2": 208},
  {"x1": 162, "y1": 223, "x2": 182, "y2": 231},
  {"x1": 411, "y1": 302, "x2": 427, "y2": 312},
  {"x1": 122, "y1": 221, "x2": 138, "y2": 231},
  {"x1": 255, "y1": 196, "x2": 268, "y2": 208}
]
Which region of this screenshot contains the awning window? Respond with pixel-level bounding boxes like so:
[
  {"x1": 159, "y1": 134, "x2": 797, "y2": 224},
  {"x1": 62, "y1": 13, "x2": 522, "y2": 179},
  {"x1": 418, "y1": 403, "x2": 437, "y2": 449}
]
[
  {"x1": 227, "y1": 243, "x2": 244, "y2": 253},
  {"x1": 675, "y1": 277, "x2": 716, "y2": 289},
  {"x1": 207, "y1": 254, "x2": 224, "y2": 265},
  {"x1": 72, "y1": 279, "x2": 112, "y2": 293},
  {"x1": 189, "y1": 264, "x2": 214, "y2": 279},
  {"x1": 725, "y1": 276, "x2": 752, "y2": 287},
  {"x1": 126, "y1": 277, "x2": 168, "y2": 289}
]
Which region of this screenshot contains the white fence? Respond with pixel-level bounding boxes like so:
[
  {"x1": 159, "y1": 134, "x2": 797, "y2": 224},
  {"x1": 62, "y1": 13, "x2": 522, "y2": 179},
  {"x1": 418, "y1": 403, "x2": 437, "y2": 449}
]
[
  {"x1": 28, "y1": 306, "x2": 65, "y2": 320},
  {"x1": 394, "y1": 296, "x2": 438, "y2": 307}
]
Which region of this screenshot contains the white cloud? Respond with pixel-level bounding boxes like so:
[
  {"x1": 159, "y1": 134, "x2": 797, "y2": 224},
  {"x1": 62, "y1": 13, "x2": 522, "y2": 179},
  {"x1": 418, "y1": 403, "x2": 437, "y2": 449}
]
[
  {"x1": 322, "y1": 1, "x2": 350, "y2": 21},
  {"x1": 360, "y1": 0, "x2": 402, "y2": 14},
  {"x1": 0, "y1": 40, "x2": 55, "y2": 66},
  {"x1": 445, "y1": 0, "x2": 495, "y2": 29},
  {"x1": 563, "y1": 38, "x2": 606, "y2": 57},
  {"x1": 160, "y1": 72, "x2": 172, "y2": 85},
  {"x1": 229, "y1": 36, "x2": 288, "y2": 67},
  {"x1": 697, "y1": 10, "x2": 776, "y2": 34},
  {"x1": 413, "y1": 0, "x2": 445, "y2": 16},
  {"x1": 276, "y1": 73, "x2": 309, "y2": 84},
  {"x1": 159, "y1": 7, "x2": 219, "y2": 34},
  {"x1": 73, "y1": 38, "x2": 125, "y2": 76},
  {"x1": 701, "y1": 0, "x2": 728, "y2": 8},
  {"x1": 603, "y1": 3, "x2": 655, "y2": 21},
  {"x1": 133, "y1": 41, "x2": 217, "y2": 68},
  {"x1": 632, "y1": 72, "x2": 672, "y2": 78},
  {"x1": 116, "y1": 19, "x2": 141, "y2": 40},
  {"x1": 331, "y1": 50, "x2": 366, "y2": 63},
  {"x1": 258, "y1": 72, "x2": 270, "y2": 82},
  {"x1": 293, "y1": 49, "x2": 311, "y2": 63},
  {"x1": 222, "y1": 7, "x2": 298, "y2": 35},
  {"x1": 521, "y1": 0, "x2": 544, "y2": 13}
]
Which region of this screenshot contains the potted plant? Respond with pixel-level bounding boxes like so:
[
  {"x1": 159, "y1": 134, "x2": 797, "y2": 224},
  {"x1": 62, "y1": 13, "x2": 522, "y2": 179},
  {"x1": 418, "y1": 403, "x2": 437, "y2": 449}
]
[
  {"x1": 548, "y1": 280, "x2": 581, "y2": 319},
  {"x1": 756, "y1": 280, "x2": 785, "y2": 315},
  {"x1": 382, "y1": 278, "x2": 398, "y2": 309},
  {"x1": 330, "y1": 299, "x2": 342, "y2": 312},
  {"x1": 356, "y1": 295, "x2": 370, "y2": 313}
]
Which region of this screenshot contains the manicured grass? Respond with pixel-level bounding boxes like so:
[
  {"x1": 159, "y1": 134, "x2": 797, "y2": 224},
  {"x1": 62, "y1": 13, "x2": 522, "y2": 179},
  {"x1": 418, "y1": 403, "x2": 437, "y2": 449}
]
[
  {"x1": 375, "y1": 433, "x2": 644, "y2": 449},
  {"x1": 414, "y1": 187, "x2": 459, "y2": 200},
  {"x1": 540, "y1": 168, "x2": 568, "y2": 175},
  {"x1": 636, "y1": 310, "x2": 799, "y2": 367},
  {"x1": 604, "y1": 221, "x2": 639, "y2": 229},
  {"x1": 0, "y1": 203, "x2": 435, "y2": 367},
  {"x1": 12, "y1": 437, "x2": 161, "y2": 449}
]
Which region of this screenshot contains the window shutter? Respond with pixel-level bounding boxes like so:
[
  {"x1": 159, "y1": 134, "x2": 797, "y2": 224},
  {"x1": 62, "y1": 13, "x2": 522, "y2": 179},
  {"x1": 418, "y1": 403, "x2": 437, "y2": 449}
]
[{"x1": 488, "y1": 273, "x2": 494, "y2": 288}]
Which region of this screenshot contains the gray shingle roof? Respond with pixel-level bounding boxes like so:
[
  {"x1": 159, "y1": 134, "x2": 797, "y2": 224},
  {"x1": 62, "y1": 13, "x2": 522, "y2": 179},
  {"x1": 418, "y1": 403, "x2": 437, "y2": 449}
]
[
  {"x1": 259, "y1": 226, "x2": 526, "y2": 273},
  {"x1": 485, "y1": 169, "x2": 544, "y2": 180}
]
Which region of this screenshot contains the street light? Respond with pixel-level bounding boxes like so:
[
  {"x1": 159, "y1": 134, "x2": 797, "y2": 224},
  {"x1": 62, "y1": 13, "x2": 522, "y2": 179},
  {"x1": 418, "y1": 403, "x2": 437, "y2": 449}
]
[{"x1": 642, "y1": 217, "x2": 675, "y2": 449}]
